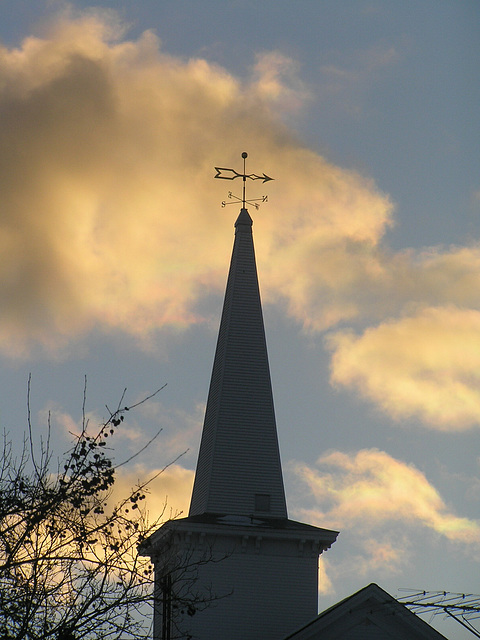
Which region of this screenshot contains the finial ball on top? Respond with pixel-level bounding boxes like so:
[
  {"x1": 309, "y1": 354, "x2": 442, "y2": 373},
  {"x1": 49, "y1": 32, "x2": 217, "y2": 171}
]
[{"x1": 242, "y1": 152, "x2": 248, "y2": 159}]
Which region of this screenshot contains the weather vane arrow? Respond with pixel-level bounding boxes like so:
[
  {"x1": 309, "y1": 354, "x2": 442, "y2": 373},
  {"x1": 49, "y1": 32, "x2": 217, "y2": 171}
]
[
  {"x1": 214, "y1": 167, "x2": 274, "y2": 183},
  {"x1": 214, "y1": 152, "x2": 274, "y2": 210}
]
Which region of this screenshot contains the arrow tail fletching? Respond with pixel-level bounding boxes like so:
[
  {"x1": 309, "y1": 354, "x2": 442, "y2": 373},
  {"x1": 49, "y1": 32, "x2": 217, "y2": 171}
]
[{"x1": 214, "y1": 167, "x2": 242, "y2": 180}]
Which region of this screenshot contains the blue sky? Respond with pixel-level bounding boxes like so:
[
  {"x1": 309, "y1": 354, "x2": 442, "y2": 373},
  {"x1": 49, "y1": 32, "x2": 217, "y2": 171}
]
[{"x1": 0, "y1": 2, "x2": 479, "y2": 637}]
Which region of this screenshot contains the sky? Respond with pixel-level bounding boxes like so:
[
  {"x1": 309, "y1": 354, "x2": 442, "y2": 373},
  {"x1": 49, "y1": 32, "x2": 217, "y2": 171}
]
[{"x1": 0, "y1": 1, "x2": 479, "y2": 637}]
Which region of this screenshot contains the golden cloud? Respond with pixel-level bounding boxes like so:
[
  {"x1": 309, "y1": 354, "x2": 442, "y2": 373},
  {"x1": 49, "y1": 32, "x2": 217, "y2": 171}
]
[
  {"x1": 357, "y1": 538, "x2": 405, "y2": 574},
  {"x1": 317, "y1": 534, "x2": 411, "y2": 594},
  {"x1": 0, "y1": 10, "x2": 393, "y2": 356},
  {"x1": 251, "y1": 50, "x2": 311, "y2": 114},
  {"x1": 4, "y1": 11, "x2": 480, "y2": 434},
  {"x1": 327, "y1": 306, "x2": 480, "y2": 429},
  {"x1": 110, "y1": 463, "x2": 195, "y2": 522},
  {"x1": 318, "y1": 556, "x2": 334, "y2": 595},
  {"x1": 293, "y1": 449, "x2": 480, "y2": 545},
  {"x1": 49, "y1": 397, "x2": 200, "y2": 506}
]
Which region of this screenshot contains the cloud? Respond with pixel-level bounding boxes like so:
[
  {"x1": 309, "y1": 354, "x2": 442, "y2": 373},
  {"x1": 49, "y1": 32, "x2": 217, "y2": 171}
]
[
  {"x1": 39, "y1": 390, "x2": 195, "y2": 522},
  {"x1": 289, "y1": 448, "x2": 480, "y2": 587},
  {"x1": 0, "y1": 10, "x2": 393, "y2": 357},
  {"x1": 317, "y1": 244, "x2": 480, "y2": 430},
  {"x1": 46, "y1": 398, "x2": 195, "y2": 518},
  {"x1": 250, "y1": 50, "x2": 310, "y2": 115},
  {"x1": 49, "y1": 391, "x2": 202, "y2": 480},
  {"x1": 356, "y1": 538, "x2": 405, "y2": 574},
  {"x1": 278, "y1": 241, "x2": 480, "y2": 333},
  {"x1": 318, "y1": 538, "x2": 405, "y2": 596},
  {"x1": 327, "y1": 306, "x2": 480, "y2": 429},
  {"x1": 134, "y1": 398, "x2": 204, "y2": 465},
  {"x1": 3, "y1": 10, "x2": 480, "y2": 438},
  {"x1": 292, "y1": 449, "x2": 480, "y2": 547},
  {"x1": 111, "y1": 463, "x2": 195, "y2": 522},
  {"x1": 318, "y1": 556, "x2": 334, "y2": 595},
  {"x1": 319, "y1": 534, "x2": 412, "y2": 596}
]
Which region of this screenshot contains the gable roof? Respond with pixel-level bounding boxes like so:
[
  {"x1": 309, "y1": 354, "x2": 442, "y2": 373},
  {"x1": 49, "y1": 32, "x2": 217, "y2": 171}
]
[{"x1": 281, "y1": 583, "x2": 449, "y2": 640}]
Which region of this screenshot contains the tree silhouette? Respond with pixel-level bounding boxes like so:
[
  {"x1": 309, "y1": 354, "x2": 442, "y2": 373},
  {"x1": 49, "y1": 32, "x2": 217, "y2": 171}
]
[{"x1": 0, "y1": 378, "x2": 172, "y2": 640}]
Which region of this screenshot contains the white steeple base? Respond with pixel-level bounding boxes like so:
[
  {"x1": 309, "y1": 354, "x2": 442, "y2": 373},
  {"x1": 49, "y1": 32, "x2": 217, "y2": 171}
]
[{"x1": 147, "y1": 516, "x2": 337, "y2": 640}]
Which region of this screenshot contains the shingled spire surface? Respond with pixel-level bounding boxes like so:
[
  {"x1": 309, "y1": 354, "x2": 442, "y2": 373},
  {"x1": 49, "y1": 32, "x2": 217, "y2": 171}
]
[{"x1": 189, "y1": 208, "x2": 287, "y2": 518}]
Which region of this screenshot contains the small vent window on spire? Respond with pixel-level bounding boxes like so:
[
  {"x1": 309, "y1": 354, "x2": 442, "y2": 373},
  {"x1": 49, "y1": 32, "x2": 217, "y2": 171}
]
[{"x1": 254, "y1": 494, "x2": 271, "y2": 513}]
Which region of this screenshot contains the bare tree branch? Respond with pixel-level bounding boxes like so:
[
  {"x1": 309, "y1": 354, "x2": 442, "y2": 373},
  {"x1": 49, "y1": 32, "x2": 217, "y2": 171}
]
[{"x1": 0, "y1": 381, "x2": 181, "y2": 640}]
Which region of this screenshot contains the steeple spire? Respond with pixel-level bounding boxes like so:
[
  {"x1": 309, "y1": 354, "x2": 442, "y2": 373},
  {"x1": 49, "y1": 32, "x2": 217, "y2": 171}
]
[{"x1": 189, "y1": 205, "x2": 287, "y2": 518}]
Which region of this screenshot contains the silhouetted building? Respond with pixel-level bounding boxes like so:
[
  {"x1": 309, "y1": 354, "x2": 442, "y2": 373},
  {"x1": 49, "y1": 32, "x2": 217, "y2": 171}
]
[{"x1": 282, "y1": 583, "x2": 448, "y2": 640}]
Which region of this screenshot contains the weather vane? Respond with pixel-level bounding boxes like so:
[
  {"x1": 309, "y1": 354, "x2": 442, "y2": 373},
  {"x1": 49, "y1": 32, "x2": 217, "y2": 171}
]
[{"x1": 214, "y1": 152, "x2": 274, "y2": 210}]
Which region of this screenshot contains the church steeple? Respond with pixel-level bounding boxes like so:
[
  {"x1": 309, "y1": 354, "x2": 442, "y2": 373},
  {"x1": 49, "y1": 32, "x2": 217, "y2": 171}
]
[
  {"x1": 141, "y1": 158, "x2": 338, "y2": 640},
  {"x1": 189, "y1": 207, "x2": 287, "y2": 518}
]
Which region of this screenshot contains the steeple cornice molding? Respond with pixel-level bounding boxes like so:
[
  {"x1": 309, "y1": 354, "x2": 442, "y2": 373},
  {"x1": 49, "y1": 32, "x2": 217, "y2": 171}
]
[{"x1": 146, "y1": 516, "x2": 338, "y2": 554}]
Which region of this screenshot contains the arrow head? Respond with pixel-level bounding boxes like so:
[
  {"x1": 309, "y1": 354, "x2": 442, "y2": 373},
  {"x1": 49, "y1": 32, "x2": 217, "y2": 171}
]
[{"x1": 247, "y1": 172, "x2": 275, "y2": 182}]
